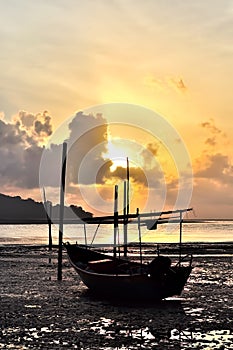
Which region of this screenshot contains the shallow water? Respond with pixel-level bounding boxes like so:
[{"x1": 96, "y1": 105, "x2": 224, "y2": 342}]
[{"x1": 1, "y1": 220, "x2": 233, "y2": 246}]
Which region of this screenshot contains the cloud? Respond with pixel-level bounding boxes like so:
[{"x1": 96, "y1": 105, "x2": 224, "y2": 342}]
[
  {"x1": 65, "y1": 111, "x2": 109, "y2": 186},
  {"x1": 194, "y1": 120, "x2": 233, "y2": 185},
  {"x1": 168, "y1": 77, "x2": 187, "y2": 93},
  {"x1": 205, "y1": 137, "x2": 217, "y2": 146},
  {"x1": 14, "y1": 110, "x2": 53, "y2": 146},
  {"x1": 199, "y1": 118, "x2": 229, "y2": 149},
  {"x1": 0, "y1": 116, "x2": 44, "y2": 190},
  {"x1": 0, "y1": 109, "x2": 189, "y2": 215},
  {"x1": 189, "y1": 119, "x2": 233, "y2": 217},
  {"x1": 144, "y1": 75, "x2": 187, "y2": 94},
  {"x1": 0, "y1": 110, "x2": 55, "y2": 196},
  {"x1": 200, "y1": 119, "x2": 222, "y2": 134},
  {"x1": 195, "y1": 153, "x2": 233, "y2": 184},
  {"x1": 39, "y1": 111, "x2": 110, "y2": 199}
]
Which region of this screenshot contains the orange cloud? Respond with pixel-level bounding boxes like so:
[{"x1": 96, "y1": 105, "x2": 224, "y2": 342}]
[
  {"x1": 200, "y1": 119, "x2": 222, "y2": 135},
  {"x1": 168, "y1": 77, "x2": 187, "y2": 93},
  {"x1": 144, "y1": 75, "x2": 187, "y2": 94},
  {"x1": 14, "y1": 110, "x2": 53, "y2": 146}
]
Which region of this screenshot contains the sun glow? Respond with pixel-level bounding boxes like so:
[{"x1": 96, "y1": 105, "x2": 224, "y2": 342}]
[{"x1": 105, "y1": 139, "x2": 133, "y2": 171}]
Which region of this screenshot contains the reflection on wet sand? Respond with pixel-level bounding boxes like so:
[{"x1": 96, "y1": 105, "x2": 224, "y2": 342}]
[{"x1": 75, "y1": 295, "x2": 233, "y2": 349}]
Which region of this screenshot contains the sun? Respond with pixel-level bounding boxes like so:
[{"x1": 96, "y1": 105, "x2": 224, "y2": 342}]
[{"x1": 105, "y1": 140, "x2": 129, "y2": 171}]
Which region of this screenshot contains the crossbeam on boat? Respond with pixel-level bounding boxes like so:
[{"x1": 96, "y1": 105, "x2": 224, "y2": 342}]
[{"x1": 81, "y1": 208, "x2": 192, "y2": 225}]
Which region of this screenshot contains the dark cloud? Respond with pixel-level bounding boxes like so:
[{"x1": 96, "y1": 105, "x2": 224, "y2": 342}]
[
  {"x1": 15, "y1": 110, "x2": 53, "y2": 144},
  {"x1": 34, "y1": 115, "x2": 52, "y2": 137},
  {"x1": 60, "y1": 112, "x2": 164, "y2": 190},
  {"x1": 200, "y1": 119, "x2": 226, "y2": 148},
  {"x1": 18, "y1": 110, "x2": 36, "y2": 128},
  {"x1": 65, "y1": 111, "x2": 108, "y2": 186},
  {"x1": 0, "y1": 116, "x2": 43, "y2": 189},
  {"x1": 205, "y1": 137, "x2": 217, "y2": 146},
  {"x1": 201, "y1": 119, "x2": 222, "y2": 134},
  {"x1": 169, "y1": 78, "x2": 187, "y2": 93},
  {"x1": 0, "y1": 109, "x2": 184, "y2": 212},
  {"x1": 195, "y1": 120, "x2": 233, "y2": 184},
  {"x1": 39, "y1": 111, "x2": 109, "y2": 190},
  {"x1": 195, "y1": 153, "x2": 233, "y2": 185},
  {"x1": 0, "y1": 110, "x2": 54, "y2": 192},
  {"x1": 144, "y1": 75, "x2": 188, "y2": 94},
  {"x1": 110, "y1": 166, "x2": 148, "y2": 187}
]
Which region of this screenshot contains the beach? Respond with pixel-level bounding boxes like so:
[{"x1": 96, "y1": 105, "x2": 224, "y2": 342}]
[{"x1": 0, "y1": 245, "x2": 232, "y2": 349}]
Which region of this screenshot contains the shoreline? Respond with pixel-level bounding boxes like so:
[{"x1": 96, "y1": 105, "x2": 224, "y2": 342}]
[
  {"x1": 0, "y1": 218, "x2": 233, "y2": 224},
  {"x1": 0, "y1": 242, "x2": 233, "y2": 256}
]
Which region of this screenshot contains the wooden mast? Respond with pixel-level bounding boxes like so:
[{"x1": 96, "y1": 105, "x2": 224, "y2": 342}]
[
  {"x1": 123, "y1": 158, "x2": 130, "y2": 257},
  {"x1": 57, "y1": 142, "x2": 67, "y2": 281},
  {"x1": 113, "y1": 185, "x2": 118, "y2": 258},
  {"x1": 123, "y1": 180, "x2": 127, "y2": 257},
  {"x1": 43, "y1": 188, "x2": 52, "y2": 251},
  {"x1": 179, "y1": 210, "x2": 183, "y2": 266}
]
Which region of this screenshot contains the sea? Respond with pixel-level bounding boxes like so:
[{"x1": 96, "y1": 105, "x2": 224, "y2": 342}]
[{"x1": 0, "y1": 220, "x2": 233, "y2": 246}]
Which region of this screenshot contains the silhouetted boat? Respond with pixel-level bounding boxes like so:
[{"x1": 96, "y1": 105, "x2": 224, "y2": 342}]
[
  {"x1": 61, "y1": 153, "x2": 193, "y2": 300},
  {"x1": 64, "y1": 208, "x2": 193, "y2": 300}
]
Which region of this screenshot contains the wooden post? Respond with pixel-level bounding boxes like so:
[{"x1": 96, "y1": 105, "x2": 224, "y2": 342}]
[
  {"x1": 42, "y1": 188, "x2": 53, "y2": 251},
  {"x1": 126, "y1": 157, "x2": 130, "y2": 217},
  {"x1": 123, "y1": 180, "x2": 127, "y2": 257},
  {"x1": 84, "y1": 223, "x2": 87, "y2": 246},
  {"x1": 179, "y1": 210, "x2": 183, "y2": 266},
  {"x1": 123, "y1": 158, "x2": 130, "y2": 257},
  {"x1": 57, "y1": 142, "x2": 67, "y2": 281},
  {"x1": 48, "y1": 201, "x2": 52, "y2": 251},
  {"x1": 137, "y1": 208, "x2": 143, "y2": 266},
  {"x1": 113, "y1": 185, "x2": 118, "y2": 259}
]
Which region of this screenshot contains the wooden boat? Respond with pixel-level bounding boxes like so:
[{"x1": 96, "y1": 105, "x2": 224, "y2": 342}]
[
  {"x1": 64, "y1": 207, "x2": 193, "y2": 300},
  {"x1": 60, "y1": 151, "x2": 193, "y2": 300}
]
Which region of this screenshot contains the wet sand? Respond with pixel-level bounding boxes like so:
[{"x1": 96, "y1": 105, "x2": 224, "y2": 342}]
[{"x1": 0, "y1": 246, "x2": 232, "y2": 349}]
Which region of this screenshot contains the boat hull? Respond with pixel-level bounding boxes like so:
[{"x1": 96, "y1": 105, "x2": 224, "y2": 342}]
[{"x1": 64, "y1": 243, "x2": 192, "y2": 300}]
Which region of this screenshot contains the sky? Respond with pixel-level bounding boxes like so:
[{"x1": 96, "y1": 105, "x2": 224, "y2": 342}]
[{"x1": 0, "y1": 0, "x2": 233, "y2": 218}]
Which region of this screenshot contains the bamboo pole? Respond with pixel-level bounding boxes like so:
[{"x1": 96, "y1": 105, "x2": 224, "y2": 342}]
[
  {"x1": 57, "y1": 142, "x2": 67, "y2": 281},
  {"x1": 113, "y1": 185, "x2": 118, "y2": 259},
  {"x1": 84, "y1": 223, "x2": 87, "y2": 246},
  {"x1": 123, "y1": 180, "x2": 127, "y2": 257},
  {"x1": 42, "y1": 188, "x2": 52, "y2": 251},
  {"x1": 126, "y1": 157, "x2": 129, "y2": 217},
  {"x1": 137, "y1": 208, "x2": 143, "y2": 266},
  {"x1": 48, "y1": 201, "x2": 52, "y2": 251},
  {"x1": 179, "y1": 210, "x2": 183, "y2": 266},
  {"x1": 123, "y1": 158, "x2": 130, "y2": 257}
]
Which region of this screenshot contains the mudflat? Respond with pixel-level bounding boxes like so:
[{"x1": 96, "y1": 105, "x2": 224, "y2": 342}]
[{"x1": 0, "y1": 246, "x2": 232, "y2": 349}]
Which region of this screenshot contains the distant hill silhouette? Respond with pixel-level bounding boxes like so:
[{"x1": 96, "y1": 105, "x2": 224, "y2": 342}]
[{"x1": 0, "y1": 193, "x2": 93, "y2": 223}]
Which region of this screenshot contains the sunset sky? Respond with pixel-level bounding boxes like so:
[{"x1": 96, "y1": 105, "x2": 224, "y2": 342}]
[{"x1": 1, "y1": 1, "x2": 233, "y2": 218}]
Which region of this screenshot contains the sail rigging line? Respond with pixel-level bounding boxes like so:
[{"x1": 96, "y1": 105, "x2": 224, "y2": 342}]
[{"x1": 90, "y1": 223, "x2": 101, "y2": 246}]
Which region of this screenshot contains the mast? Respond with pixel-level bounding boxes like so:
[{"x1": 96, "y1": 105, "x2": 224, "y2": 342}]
[
  {"x1": 43, "y1": 188, "x2": 52, "y2": 251},
  {"x1": 57, "y1": 142, "x2": 67, "y2": 281},
  {"x1": 123, "y1": 181, "x2": 127, "y2": 257},
  {"x1": 137, "y1": 208, "x2": 143, "y2": 266},
  {"x1": 123, "y1": 158, "x2": 130, "y2": 257},
  {"x1": 113, "y1": 185, "x2": 118, "y2": 258},
  {"x1": 127, "y1": 157, "x2": 130, "y2": 217},
  {"x1": 179, "y1": 210, "x2": 183, "y2": 266}
]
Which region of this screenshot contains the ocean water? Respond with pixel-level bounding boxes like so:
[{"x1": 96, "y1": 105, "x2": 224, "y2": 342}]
[{"x1": 0, "y1": 220, "x2": 232, "y2": 246}]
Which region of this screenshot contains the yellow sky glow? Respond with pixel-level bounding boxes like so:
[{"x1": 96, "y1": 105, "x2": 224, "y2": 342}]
[{"x1": 0, "y1": 1, "x2": 233, "y2": 217}]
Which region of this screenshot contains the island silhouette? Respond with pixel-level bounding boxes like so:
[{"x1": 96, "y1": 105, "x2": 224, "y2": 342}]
[{"x1": 0, "y1": 193, "x2": 92, "y2": 224}]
